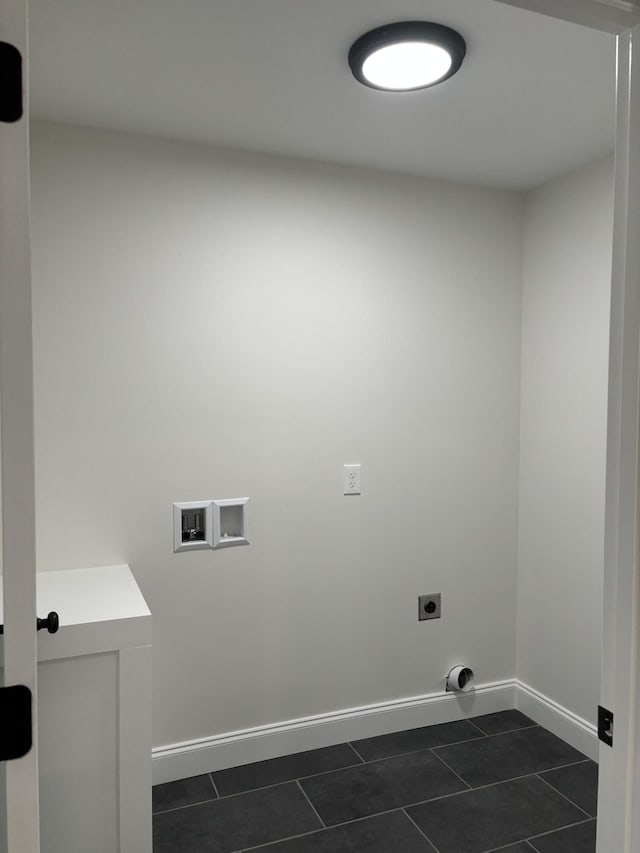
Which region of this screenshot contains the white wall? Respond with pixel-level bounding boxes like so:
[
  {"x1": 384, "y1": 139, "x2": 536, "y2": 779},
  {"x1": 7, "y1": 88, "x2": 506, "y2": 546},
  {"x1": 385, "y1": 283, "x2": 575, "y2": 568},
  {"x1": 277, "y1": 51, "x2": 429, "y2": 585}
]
[
  {"x1": 30, "y1": 122, "x2": 523, "y2": 748},
  {"x1": 518, "y1": 157, "x2": 613, "y2": 724}
]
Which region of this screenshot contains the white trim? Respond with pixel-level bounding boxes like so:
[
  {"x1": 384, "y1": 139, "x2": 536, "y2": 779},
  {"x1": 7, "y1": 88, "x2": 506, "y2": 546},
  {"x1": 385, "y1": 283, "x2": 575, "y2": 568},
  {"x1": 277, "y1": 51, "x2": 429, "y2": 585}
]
[
  {"x1": 592, "y1": 23, "x2": 640, "y2": 853},
  {"x1": 118, "y1": 646, "x2": 152, "y2": 853},
  {"x1": 152, "y1": 679, "x2": 600, "y2": 784},
  {"x1": 514, "y1": 681, "x2": 599, "y2": 761},
  {"x1": 495, "y1": 0, "x2": 640, "y2": 33},
  {"x1": 0, "y1": 0, "x2": 40, "y2": 848},
  {"x1": 152, "y1": 679, "x2": 515, "y2": 784},
  {"x1": 611, "y1": 24, "x2": 640, "y2": 853}
]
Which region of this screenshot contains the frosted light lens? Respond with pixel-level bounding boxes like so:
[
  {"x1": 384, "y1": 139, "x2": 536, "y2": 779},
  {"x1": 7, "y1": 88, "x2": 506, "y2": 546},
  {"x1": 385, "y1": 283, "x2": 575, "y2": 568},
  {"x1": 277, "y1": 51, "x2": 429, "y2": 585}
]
[{"x1": 361, "y1": 41, "x2": 453, "y2": 90}]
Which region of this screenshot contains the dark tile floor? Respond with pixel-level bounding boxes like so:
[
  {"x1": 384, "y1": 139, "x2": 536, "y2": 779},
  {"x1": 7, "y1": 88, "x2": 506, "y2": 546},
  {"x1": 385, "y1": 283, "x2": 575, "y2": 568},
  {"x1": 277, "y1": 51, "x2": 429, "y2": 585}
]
[{"x1": 153, "y1": 710, "x2": 598, "y2": 853}]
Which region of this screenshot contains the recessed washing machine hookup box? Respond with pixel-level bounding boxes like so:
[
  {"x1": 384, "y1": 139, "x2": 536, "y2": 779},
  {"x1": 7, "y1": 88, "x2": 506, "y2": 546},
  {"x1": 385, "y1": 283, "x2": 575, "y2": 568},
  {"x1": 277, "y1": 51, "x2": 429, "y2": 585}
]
[{"x1": 213, "y1": 497, "x2": 250, "y2": 548}]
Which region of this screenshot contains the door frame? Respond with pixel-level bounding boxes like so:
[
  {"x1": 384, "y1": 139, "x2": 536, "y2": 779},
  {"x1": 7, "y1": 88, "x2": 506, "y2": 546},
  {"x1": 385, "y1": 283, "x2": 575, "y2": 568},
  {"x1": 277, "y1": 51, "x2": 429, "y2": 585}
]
[
  {"x1": 497, "y1": 0, "x2": 640, "y2": 33},
  {"x1": 498, "y1": 1, "x2": 640, "y2": 851},
  {"x1": 0, "y1": 0, "x2": 40, "y2": 850},
  {"x1": 2, "y1": 1, "x2": 639, "y2": 852}
]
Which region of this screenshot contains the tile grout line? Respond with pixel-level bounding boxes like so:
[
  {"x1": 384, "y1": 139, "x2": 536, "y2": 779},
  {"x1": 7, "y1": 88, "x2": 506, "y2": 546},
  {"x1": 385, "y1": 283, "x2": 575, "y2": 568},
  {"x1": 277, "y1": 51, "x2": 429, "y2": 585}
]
[
  {"x1": 154, "y1": 716, "x2": 596, "y2": 852},
  {"x1": 472, "y1": 723, "x2": 540, "y2": 738},
  {"x1": 431, "y1": 726, "x2": 554, "y2": 757},
  {"x1": 231, "y1": 800, "x2": 595, "y2": 853},
  {"x1": 525, "y1": 816, "x2": 596, "y2": 851},
  {"x1": 288, "y1": 773, "x2": 551, "y2": 833},
  {"x1": 154, "y1": 721, "x2": 595, "y2": 851},
  {"x1": 200, "y1": 762, "x2": 366, "y2": 803},
  {"x1": 463, "y1": 724, "x2": 540, "y2": 740},
  {"x1": 349, "y1": 731, "x2": 490, "y2": 766},
  {"x1": 402, "y1": 807, "x2": 443, "y2": 853},
  {"x1": 159, "y1": 780, "x2": 595, "y2": 853},
  {"x1": 365, "y1": 720, "x2": 541, "y2": 764},
  {"x1": 535, "y1": 771, "x2": 594, "y2": 818},
  {"x1": 427, "y1": 752, "x2": 592, "y2": 785},
  {"x1": 153, "y1": 756, "x2": 592, "y2": 819},
  {"x1": 295, "y1": 779, "x2": 327, "y2": 829},
  {"x1": 381, "y1": 763, "x2": 594, "y2": 811},
  {"x1": 326, "y1": 720, "x2": 525, "y2": 767},
  {"x1": 233, "y1": 804, "x2": 464, "y2": 853},
  {"x1": 232, "y1": 824, "x2": 327, "y2": 853},
  {"x1": 480, "y1": 839, "x2": 539, "y2": 853},
  {"x1": 185, "y1": 737, "x2": 489, "y2": 806},
  {"x1": 466, "y1": 718, "x2": 489, "y2": 736},
  {"x1": 152, "y1": 795, "x2": 218, "y2": 816},
  {"x1": 208, "y1": 772, "x2": 221, "y2": 799},
  {"x1": 153, "y1": 721, "x2": 548, "y2": 811},
  {"x1": 231, "y1": 808, "x2": 411, "y2": 853},
  {"x1": 429, "y1": 747, "x2": 472, "y2": 790},
  {"x1": 347, "y1": 741, "x2": 366, "y2": 763},
  {"x1": 427, "y1": 729, "x2": 541, "y2": 761}
]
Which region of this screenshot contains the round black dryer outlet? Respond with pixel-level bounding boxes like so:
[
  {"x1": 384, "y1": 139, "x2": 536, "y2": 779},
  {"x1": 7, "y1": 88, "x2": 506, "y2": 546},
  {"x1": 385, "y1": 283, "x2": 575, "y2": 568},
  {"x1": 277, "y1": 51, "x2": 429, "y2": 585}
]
[{"x1": 418, "y1": 593, "x2": 442, "y2": 621}]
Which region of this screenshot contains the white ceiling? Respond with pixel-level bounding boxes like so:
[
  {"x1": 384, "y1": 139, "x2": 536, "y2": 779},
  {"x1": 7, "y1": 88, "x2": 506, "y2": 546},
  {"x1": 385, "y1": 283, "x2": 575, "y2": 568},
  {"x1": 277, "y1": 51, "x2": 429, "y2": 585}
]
[{"x1": 28, "y1": 0, "x2": 616, "y2": 190}]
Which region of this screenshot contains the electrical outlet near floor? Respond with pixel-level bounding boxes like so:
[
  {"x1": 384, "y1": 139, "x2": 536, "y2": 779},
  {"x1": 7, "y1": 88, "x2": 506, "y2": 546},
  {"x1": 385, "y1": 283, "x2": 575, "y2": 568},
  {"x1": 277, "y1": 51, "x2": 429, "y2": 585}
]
[{"x1": 418, "y1": 593, "x2": 442, "y2": 621}]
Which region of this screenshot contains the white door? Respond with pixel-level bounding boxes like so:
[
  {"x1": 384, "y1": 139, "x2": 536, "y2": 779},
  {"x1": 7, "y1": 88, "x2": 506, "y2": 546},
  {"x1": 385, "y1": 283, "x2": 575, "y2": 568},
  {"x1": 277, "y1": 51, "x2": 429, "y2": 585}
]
[{"x1": 0, "y1": 0, "x2": 41, "y2": 849}]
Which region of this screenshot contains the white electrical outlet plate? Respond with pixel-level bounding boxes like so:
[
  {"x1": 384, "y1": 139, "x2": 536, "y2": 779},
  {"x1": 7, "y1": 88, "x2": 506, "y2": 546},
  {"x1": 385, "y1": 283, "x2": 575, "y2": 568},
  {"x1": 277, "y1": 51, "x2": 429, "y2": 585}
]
[{"x1": 343, "y1": 464, "x2": 361, "y2": 495}]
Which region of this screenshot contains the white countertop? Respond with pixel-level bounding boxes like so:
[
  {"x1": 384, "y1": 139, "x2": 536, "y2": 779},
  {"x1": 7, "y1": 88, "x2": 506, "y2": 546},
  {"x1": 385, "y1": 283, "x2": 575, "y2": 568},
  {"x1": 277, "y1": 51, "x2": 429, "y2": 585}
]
[{"x1": 1, "y1": 564, "x2": 151, "y2": 661}]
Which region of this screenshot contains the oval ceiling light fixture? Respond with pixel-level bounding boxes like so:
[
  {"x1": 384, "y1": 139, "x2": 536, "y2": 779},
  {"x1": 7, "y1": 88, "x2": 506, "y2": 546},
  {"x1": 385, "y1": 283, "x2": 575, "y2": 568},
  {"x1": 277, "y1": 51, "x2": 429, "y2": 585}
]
[{"x1": 348, "y1": 21, "x2": 466, "y2": 92}]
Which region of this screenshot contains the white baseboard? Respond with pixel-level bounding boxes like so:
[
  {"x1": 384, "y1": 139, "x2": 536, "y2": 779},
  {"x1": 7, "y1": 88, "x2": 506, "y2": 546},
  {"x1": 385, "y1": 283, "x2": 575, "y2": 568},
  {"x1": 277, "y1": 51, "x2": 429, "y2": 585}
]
[
  {"x1": 152, "y1": 677, "x2": 599, "y2": 784},
  {"x1": 515, "y1": 679, "x2": 599, "y2": 761},
  {"x1": 152, "y1": 679, "x2": 515, "y2": 784}
]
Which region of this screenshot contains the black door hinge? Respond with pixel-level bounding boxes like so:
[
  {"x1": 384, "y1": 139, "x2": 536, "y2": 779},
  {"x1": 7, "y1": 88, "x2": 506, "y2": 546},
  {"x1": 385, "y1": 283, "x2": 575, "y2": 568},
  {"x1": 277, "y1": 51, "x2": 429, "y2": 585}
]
[
  {"x1": 0, "y1": 685, "x2": 32, "y2": 760},
  {"x1": 0, "y1": 41, "x2": 23, "y2": 123},
  {"x1": 598, "y1": 704, "x2": 614, "y2": 747}
]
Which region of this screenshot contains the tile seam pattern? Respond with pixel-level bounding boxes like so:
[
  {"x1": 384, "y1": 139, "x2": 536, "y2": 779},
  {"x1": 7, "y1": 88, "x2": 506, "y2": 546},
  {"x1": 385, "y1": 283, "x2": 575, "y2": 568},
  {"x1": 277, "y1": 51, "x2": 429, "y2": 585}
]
[
  {"x1": 295, "y1": 779, "x2": 326, "y2": 829},
  {"x1": 232, "y1": 824, "x2": 326, "y2": 853},
  {"x1": 535, "y1": 772, "x2": 592, "y2": 818},
  {"x1": 231, "y1": 807, "x2": 413, "y2": 853},
  {"x1": 526, "y1": 817, "x2": 596, "y2": 851},
  {"x1": 430, "y1": 725, "x2": 549, "y2": 757},
  {"x1": 345, "y1": 741, "x2": 366, "y2": 763},
  {"x1": 152, "y1": 795, "x2": 218, "y2": 816},
  {"x1": 407, "y1": 781, "x2": 594, "y2": 853},
  {"x1": 472, "y1": 723, "x2": 540, "y2": 737},
  {"x1": 154, "y1": 715, "x2": 596, "y2": 853},
  {"x1": 466, "y1": 717, "x2": 489, "y2": 736},
  {"x1": 477, "y1": 816, "x2": 595, "y2": 852},
  {"x1": 402, "y1": 806, "x2": 443, "y2": 853},
  {"x1": 401, "y1": 761, "x2": 591, "y2": 805},
  {"x1": 227, "y1": 808, "x2": 597, "y2": 853},
  {"x1": 349, "y1": 731, "x2": 487, "y2": 763},
  {"x1": 429, "y1": 746, "x2": 473, "y2": 790},
  {"x1": 153, "y1": 757, "x2": 592, "y2": 815},
  {"x1": 481, "y1": 840, "x2": 537, "y2": 852},
  {"x1": 210, "y1": 759, "x2": 365, "y2": 800},
  {"x1": 209, "y1": 772, "x2": 221, "y2": 798},
  {"x1": 154, "y1": 721, "x2": 549, "y2": 811},
  {"x1": 343, "y1": 724, "x2": 504, "y2": 766}
]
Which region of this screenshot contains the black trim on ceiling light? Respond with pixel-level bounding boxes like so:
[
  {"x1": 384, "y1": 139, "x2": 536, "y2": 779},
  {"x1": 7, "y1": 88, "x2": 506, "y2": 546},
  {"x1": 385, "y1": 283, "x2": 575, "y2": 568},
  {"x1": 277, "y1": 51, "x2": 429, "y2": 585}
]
[{"x1": 348, "y1": 21, "x2": 467, "y2": 92}]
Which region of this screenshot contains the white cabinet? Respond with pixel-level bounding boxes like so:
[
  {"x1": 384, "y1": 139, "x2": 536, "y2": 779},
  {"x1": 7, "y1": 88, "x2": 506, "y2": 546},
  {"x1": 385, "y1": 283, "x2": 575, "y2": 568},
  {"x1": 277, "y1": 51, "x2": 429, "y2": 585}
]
[{"x1": 2, "y1": 565, "x2": 152, "y2": 853}]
